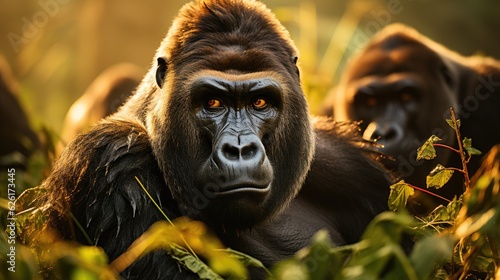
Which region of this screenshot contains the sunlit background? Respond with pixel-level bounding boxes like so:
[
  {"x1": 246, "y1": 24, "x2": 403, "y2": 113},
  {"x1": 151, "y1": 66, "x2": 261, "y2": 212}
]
[{"x1": 1, "y1": 0, "x2": 500, "y2": 135}]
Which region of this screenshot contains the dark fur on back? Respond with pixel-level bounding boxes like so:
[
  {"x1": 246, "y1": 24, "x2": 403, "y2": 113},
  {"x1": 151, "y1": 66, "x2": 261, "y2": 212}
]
[
  {"x1": 22, "y1": 1, "x2": 392, "y2": 279},
  {"x1": 119, "y1": 0, "x2": 314, "y2": 224}
]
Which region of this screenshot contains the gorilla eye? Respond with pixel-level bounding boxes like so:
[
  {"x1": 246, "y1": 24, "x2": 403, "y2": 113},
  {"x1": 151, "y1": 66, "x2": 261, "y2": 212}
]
[
  {"x1": 206, "y1": 99, "x2": 222, "y2": 109},
  {"x1": 366, "y1": 97, "x2": 377, "y2": 107},
  {"x1": 401, "y1": 92, "x2": 412, "y2": 103},
  {"x1": 252, "y1": 98, "x2": 268, "y2": 109}
]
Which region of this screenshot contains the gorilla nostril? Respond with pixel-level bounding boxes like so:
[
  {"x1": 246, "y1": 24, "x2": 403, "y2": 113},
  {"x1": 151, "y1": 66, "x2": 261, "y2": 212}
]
[
  {"x1": 241, "y1": 144, "x2": 258, "y2": 160},
  {"x1": 222, "y1": 143, "x2": 260, "y2": 161},
  {"x1": 384, "y1": 128, "x2": 398, "y2": 141},
  {"x1": 222, "y1": 143, "x2": 240, "y2": 160},
  {"x1": 377, "y1": 125, "x2": 403, "y2": 146}
]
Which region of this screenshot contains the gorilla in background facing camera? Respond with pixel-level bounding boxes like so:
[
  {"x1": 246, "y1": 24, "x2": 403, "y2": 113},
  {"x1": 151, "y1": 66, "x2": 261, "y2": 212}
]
[{"x1": 323, "y1": 24, "x2": 500, "y2": 213}]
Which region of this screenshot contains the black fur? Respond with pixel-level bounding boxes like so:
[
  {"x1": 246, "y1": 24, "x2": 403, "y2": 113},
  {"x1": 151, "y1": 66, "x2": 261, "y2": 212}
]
[
  {"x1": 323, "y1": 24, "x2": 500, "y2": 213},
  {"x1": 28, "y1": 1, "x2": 391, "y2": 279}
]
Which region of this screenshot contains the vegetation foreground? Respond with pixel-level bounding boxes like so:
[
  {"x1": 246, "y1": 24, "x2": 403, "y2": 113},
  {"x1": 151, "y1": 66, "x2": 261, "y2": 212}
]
[{"x1": 1, "y1": 110, "x2": 499, "y2": 280}]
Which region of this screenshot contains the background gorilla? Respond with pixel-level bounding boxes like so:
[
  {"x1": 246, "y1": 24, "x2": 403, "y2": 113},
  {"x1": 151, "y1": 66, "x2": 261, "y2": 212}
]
[
  {"x1": 28, "y1": 0, "x2": 390, "y2": 278},
  {"x1": 61, "y1": 63, "x2": 142, "y2": 144},
  {"x1": 322, "y1": 24, "x2": 500, "y2": 213},
  {"x1": 59, "y1": 63, "x2": 142, "y2": 153},
  {"x1": 0, "y1": 55, "x2": 40, "y2": 170}
]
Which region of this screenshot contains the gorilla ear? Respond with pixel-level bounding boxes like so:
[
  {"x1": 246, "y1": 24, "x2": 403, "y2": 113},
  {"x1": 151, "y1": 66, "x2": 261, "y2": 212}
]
[
  {"x1": 293, "y1": 56, "x2": 300, "y2": 78},
  {"x1": 156, "y1": 57, "x2": 167, "y2": 88}
]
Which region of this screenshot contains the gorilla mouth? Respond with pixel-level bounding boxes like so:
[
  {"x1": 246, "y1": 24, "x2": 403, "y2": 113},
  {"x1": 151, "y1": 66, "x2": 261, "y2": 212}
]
[{"x1": 215, "y1": 182, "x2": 271, "y2": 196}]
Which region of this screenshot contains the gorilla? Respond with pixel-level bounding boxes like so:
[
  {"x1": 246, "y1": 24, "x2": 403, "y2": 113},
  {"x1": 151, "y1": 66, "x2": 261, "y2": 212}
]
[
  {"x1": 27, "y1": 1, "x2": 391, "y2": 279},
  {"x1": 323, "y1": 24, "x2": 500, "y2": 213},
  {"x1": 0, "y1": 55, "x2": 40, "y2": 170},
  {"x1": 59, "y1": 63, "x2": 142, "y2": 152}
]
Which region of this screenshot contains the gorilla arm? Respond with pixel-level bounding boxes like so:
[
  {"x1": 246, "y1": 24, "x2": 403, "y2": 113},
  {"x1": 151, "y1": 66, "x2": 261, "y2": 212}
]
[{"x1": 32, "y1": 118, "x2": 196, "y2": 279}]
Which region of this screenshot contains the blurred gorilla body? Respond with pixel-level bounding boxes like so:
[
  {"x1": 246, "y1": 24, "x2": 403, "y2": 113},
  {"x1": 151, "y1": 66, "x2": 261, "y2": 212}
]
[
  {"x1": 324, "y1": 24, "x2": 500, "y2": 212},
  {"x1": 60, "y1": 63, "x2": 142, "y2": 146},
  {"x1": 0, "y1": 56, "x2": 40, "y2": 169},
  {"x1": 29, "y1": 1, "x2": 391, "y2": 279}
]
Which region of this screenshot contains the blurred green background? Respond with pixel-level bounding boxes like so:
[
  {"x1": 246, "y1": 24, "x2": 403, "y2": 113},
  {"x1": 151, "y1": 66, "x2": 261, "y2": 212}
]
[{"x1": 1, "y1": 0, "x2": 500, "y2": 135}]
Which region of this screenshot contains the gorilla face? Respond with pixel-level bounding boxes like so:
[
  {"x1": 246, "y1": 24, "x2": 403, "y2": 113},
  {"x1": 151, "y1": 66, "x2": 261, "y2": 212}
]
[
  {"x1": 335, "y1": 30, "x2": 458, "y2": 163},
  {"x1": 147, "y1": 0, "x2": 314, "y2": 230},
  {"x1": 191, "y1": 72, "x2": 280, "y2": 227}
]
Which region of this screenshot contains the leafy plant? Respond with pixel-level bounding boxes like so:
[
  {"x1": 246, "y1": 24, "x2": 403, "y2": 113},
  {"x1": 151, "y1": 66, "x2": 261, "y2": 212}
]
[
  {"x1": 272, "y1": 108, "x2": 499, "y2": 279},
  {"x1": 385, "y1": 107, "x2": 499, "y2": 278},
  {"x1": 108, "y1": 177, "x2": 270, "y2": 279},
  {"x1": 6, "y1": 107, "x2": 499, "y2": 279}
]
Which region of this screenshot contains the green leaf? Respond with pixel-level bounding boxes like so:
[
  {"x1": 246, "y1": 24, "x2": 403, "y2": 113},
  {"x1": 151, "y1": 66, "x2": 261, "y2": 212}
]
[
  {"x1": 462, "y1": 137, "x2": 472, "y2": 149},
  {"x1": 417, "y1": 135, "x2": 441, "y2": 160},
  {"x1": 341, "y1": 212, "x2": 418, "y2": 280},
  {"x1": 362, "y1": 211, "x2": 416, "y2": 244},
  {"x1": 388, "y1": 181, "x2": 415, "y2": 211},
  {"x1": 300, "y1": 230, "x2": 334, "y2": 280},
  {"x1": 462, "y1": 137, "x2": 482, "y2": 156},
  {"x1": 409, "y1": 235, "x2": 455, "y2": 280},
  {"x1": 274, "y1": 230, "x2": 335, "y2": 279},
  {"x1": 170, "y1": 245, "x2": 224, "y2": 280},
  {"x1": 465, "y1": 146, "x2": 482, "y2": 156},
  {"x1": 445, "y1": 119, "x2": 453, "y2": 128},
  {"x1": 426, "y1": 164, "x2": 454, "y2": 189},
  {"x1": 446, "y1": 118, "x2": 460, "y2": 129},
  {"x1": 218, "y1": 248, "x2": 270, "y2": 274},
  {"x1": 425, "y1": 196, "x2": 462, "y2": 223},
  {"x1": 272, "y1": 259, "x2": 308, "y2": 280}
]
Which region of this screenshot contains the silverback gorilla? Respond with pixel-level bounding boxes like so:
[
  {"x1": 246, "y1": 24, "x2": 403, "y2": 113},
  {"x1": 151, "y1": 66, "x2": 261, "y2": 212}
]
[
  {"x1": 30, "y1": 1, "x2": 391, "y2": 278},
  {"x1": 323, "y1": 24, "x2": 500, "y2": 212}
]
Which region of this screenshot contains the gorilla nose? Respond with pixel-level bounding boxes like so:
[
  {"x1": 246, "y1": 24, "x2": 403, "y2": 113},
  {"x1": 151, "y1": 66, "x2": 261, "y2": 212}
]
[
  {"x1": 219, "y1": 134, "x2": 263, "y2": 162},
  {"x1": 363, "y1": 122, "x2": 403, "y2": 147},
  {"x1": 212, "y1": 133, "x2": 272, "y2": 193}
]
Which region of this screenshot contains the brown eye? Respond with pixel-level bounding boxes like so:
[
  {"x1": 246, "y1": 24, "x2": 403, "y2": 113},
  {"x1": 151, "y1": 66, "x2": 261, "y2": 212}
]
[
  {"x1": 366, "y1": 97, "x2": 377, "y2": 107},
  {"x1": 252, "y1": 98, "x2": 267, "y2": 109},
  {"x1": 206, "y1": 99, "x2": 222, "y2": 109},
  {"x1": 401, "y1": 92, "x2": 412, "y2": 103}
]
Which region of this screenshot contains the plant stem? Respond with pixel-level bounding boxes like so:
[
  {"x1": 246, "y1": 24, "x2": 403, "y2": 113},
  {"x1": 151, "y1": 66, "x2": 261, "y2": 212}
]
[
  {"x1": 135, "y1": 176, "x2": 199, "y2": 260},
  {"x1": 449, "y1": 107, "x2": 470, "y2": 192},
  {"x1": 445, "y1": 167, "x2": 466, "y2": 174},
  {"x1": 433, "y1": 143, "x2": 460, "y2": 154},
  {"x1": 409, "y1": 183, "x2": 451, "y2": 203}
]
